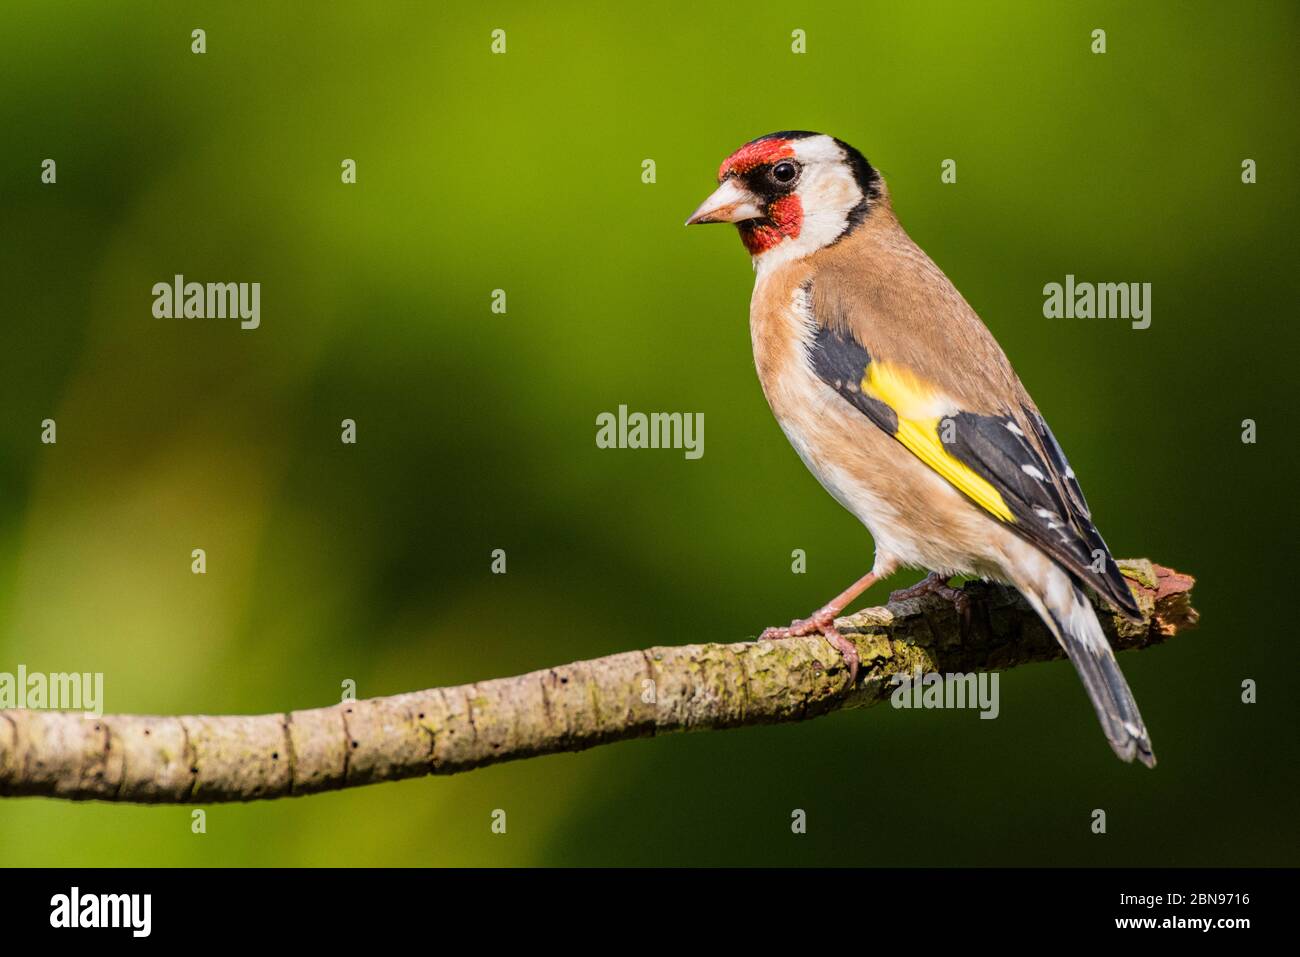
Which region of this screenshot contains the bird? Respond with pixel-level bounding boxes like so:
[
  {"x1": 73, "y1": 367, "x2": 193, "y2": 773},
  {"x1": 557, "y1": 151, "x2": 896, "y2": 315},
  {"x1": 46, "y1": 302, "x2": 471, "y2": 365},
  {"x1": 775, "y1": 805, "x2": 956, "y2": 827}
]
[{"x1": 686, "y1": 130, "x2": 1153, "y2": 767}]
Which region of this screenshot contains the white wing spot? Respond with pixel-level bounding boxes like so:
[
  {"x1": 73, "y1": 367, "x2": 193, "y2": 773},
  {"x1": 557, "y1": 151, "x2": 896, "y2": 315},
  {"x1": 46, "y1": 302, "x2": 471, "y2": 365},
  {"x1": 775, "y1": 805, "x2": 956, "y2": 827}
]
[
  {"x1": 1005, "y1": 421, "x2": 1025, "y2": 437},
  {"x1": 1021, "y1": 464, "x2": 1046, "y2": 481}
]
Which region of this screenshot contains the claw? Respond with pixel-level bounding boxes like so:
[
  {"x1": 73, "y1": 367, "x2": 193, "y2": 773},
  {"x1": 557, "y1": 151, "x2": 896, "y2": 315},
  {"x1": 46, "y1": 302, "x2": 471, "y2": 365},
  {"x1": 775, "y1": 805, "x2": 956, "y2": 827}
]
[
  {"x1": 757, "y1": 568, "x2": 882, "y2": 687},
  {"x1": 823, "y1": 629, "x2": 860, "y2": 684},
  {"x1": 759, "y1": 610, "x2": 859, "y2": 684},
  {"x1": 890, "y1": 572, "x2": 972, "y2": 623}
]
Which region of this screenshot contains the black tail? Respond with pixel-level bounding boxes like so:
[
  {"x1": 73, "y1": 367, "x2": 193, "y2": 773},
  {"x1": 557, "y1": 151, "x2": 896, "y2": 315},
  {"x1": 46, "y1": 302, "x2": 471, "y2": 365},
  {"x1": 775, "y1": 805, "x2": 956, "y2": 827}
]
[{"x1": 1028, "y1": 579, "x2": 1155, "y2": 766}]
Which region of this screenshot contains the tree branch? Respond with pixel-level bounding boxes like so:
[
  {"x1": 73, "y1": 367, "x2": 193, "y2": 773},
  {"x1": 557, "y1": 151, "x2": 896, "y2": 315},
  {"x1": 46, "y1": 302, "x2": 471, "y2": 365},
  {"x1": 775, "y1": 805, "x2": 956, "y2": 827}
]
[{"x1": 0, "y1": 560, "x2": 1196, "y2": 803}]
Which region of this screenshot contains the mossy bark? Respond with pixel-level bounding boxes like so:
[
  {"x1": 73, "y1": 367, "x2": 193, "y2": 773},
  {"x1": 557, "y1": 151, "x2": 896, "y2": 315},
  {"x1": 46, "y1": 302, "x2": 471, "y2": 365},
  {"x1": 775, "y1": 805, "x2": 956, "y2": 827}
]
[{"x1": 0, "y1": 560, "x2": 1196, "y2": 804}]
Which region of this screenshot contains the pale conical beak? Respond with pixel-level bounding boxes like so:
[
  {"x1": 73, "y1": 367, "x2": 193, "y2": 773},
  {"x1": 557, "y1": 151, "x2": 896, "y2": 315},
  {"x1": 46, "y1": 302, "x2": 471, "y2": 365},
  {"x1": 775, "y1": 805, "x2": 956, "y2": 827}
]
[{"x1": 685, "y1": 178, "x2": 765, "y2": 225}]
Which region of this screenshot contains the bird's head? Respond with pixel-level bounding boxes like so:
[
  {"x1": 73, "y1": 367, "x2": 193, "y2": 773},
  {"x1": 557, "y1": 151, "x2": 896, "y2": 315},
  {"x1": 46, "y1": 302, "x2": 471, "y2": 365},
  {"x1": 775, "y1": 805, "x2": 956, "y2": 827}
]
[{"x1": 686, "y1": 131, "x2": 881, "y2": 264}]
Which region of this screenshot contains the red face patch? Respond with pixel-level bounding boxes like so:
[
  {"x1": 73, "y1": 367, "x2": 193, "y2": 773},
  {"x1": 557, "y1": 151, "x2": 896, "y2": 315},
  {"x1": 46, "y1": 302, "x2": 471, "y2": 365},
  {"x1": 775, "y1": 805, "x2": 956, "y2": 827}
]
[
  {"x1": 739, "y1": 194, "x2": 803, "y2": 254},
  {"x1": 718, "y1": 137, "x2": 794, "y2": 181}
]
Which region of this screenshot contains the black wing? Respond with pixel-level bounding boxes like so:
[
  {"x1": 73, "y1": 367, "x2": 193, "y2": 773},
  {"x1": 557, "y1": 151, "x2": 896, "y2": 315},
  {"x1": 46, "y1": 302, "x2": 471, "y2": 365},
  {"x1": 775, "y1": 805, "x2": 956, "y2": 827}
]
[{"x1": 810, "y1": 323, "x2": 1141, "y2": 619}]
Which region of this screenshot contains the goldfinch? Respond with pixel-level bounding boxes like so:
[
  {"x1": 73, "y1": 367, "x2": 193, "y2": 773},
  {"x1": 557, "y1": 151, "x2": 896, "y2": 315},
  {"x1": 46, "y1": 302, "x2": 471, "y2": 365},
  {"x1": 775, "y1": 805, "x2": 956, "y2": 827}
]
[{"x1": 687, "y1": 131, "x2": 1153, "y2": 767}]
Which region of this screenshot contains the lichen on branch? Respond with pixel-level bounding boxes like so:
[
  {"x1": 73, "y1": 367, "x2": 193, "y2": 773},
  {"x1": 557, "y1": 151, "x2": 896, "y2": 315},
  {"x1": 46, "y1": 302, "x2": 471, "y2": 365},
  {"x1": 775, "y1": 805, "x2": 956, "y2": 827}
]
[{"x1": 0, "y1": 560, "x2": 1196, "y2": 804}]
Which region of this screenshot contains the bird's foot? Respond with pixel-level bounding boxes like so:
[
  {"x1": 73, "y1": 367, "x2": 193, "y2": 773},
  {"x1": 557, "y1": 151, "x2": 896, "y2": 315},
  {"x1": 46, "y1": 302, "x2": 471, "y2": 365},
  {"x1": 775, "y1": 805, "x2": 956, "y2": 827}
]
[
  {"x1": 890, "y1": 571, "x2": 972, "y2": 619},
  {"x1": 760, "y1": 609, "x2": 859, "y2": 685}
]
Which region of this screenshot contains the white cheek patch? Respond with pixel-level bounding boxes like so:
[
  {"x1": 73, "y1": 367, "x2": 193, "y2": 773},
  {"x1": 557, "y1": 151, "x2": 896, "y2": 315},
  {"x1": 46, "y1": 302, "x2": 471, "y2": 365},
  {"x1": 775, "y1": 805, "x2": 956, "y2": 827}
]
[
  {"x1": 753, "y1": 136, "x2": 867, "y2": 277},
  {"x1": 801, "y1": 165, "x2": 861, "y2": 220}
]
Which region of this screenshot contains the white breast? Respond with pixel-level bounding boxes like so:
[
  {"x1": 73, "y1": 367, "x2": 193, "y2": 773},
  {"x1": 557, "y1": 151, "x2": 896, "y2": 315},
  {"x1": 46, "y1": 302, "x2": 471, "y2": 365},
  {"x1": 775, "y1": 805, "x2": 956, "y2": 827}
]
[
  {"x1": 752, "y1": 281, "x2": 909, "y2": 557},
  {"x1": 750, "y1": 277, "x2": 1005, "y2": 578}
]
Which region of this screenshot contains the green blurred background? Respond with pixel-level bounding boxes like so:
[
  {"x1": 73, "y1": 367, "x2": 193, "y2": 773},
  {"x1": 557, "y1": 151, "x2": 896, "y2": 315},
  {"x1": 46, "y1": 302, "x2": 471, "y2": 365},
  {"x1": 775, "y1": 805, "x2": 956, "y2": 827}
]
[{"x1": 2, "y1": 0, "x2": 1296, "y2": 866}]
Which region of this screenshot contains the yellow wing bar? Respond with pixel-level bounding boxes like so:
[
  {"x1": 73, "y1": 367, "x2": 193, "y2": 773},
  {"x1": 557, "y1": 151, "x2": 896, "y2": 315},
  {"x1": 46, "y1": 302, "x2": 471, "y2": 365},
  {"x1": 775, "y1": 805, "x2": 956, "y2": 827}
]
[{"x1": 861, "y1": 362, "x2": 1015, "y2": 523}]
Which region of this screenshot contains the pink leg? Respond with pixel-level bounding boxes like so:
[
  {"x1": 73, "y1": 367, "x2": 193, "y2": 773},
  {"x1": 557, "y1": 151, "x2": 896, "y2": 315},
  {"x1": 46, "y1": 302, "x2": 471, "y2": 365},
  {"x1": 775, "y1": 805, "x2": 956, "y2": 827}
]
[{"x1": 759, "y1": 568, "x2": 884, "y2": 683}]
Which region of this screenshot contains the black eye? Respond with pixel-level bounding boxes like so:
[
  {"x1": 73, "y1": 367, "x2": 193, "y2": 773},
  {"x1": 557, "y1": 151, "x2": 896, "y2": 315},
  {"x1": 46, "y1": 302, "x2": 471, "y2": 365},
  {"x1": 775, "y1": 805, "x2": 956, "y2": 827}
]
[{"x1": 770, "y1": 161, "x2": 799, "y2": 185}]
